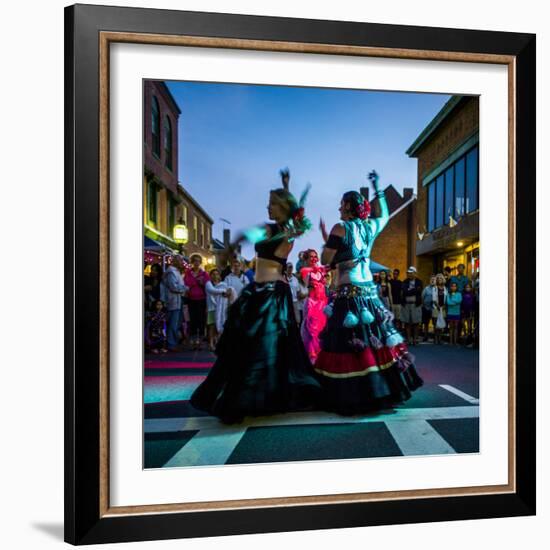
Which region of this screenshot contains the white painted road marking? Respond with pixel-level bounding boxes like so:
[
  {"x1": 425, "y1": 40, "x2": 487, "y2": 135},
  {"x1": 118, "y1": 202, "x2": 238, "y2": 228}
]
[
  {"x1": 145, "y1": 405, "x2": 479, "y2": 467},
  {"x1": 385, "y1": 419, "x2": 456, "y2": 456},
  {"x1": 163, "y1": 427, "x2": 247, "y2": 468},
  {"x1": 439, "y1": 384, "x2": 479, "y2": 404},
  {"x1": 144, "y1": 405, "x2": 479, "y2": 434}
]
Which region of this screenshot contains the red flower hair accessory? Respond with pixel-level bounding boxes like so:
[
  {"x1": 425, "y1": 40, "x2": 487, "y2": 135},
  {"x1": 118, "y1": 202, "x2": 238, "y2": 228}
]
[
  {"x1": 293, "y1": 206, "x2": 305, "y2": 221},
  {"x1": 357, "y1": 199, "x2": 371, "y2": 220}
]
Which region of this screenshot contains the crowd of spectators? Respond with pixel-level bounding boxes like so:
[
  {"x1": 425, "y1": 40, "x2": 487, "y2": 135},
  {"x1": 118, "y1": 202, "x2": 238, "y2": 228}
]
[{"x1": 144, "y1": 253, "x2": 479, "y2": 353}]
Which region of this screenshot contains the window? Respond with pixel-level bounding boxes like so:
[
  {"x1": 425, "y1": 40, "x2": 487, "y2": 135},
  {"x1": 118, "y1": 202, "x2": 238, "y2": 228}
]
[
  {"x1": 428, "y1": 183, "x2": 435, "y2": 232},
  {"x1": 182, "y1": 205, "x2": 188, "y2": 226},
  {"x1": 151, "y1": 96, "x2": 161, "y2": 157},
  {"x1": 193, "y1": 216, "x2": 198, "y2": 244},
  {"x1": 164, "y1": 116, "x2": 173, "y2": 170},
  {"x1": 454, "y1": 157, "x2": 466, "y2": 219},
  {"x1": 200, "y1": 221, "x2": 204, "y2": 247},
  {"x1": 168, "y1": 196, "x2": 175, "y2": 233},
  {"x1": 444, "y1": 166, "x2": 454, "y2": 224},
  {"x1": 466, "y1": 146, "x2": 479, "y2": 213},
  {"x1": 147, "y1": 180, "x2": 157, "y2": 225},
  {"x1": 425, "y1": 144, "x2": 478, "y2": 232},
  {"x1": 206, "y1": 226, "x2": 210, "y2": 247},
  {"x1": 435, "y1": 174, "x2": 444, "y2": 229}
]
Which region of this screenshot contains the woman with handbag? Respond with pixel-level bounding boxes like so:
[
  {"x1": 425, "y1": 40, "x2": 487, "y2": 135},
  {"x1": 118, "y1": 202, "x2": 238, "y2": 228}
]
[
  {"x1": 432, "y1": 273, "x2": 448, "y2": 345},
  {"x1": 421, "y1": 275, "x2": 437, "y2": 342}
]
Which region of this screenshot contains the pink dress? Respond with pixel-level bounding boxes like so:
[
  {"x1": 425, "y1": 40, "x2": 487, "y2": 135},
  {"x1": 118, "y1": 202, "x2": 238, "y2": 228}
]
[{"x1": 300, "y1": 266, "x2": 329, "y2": 362}]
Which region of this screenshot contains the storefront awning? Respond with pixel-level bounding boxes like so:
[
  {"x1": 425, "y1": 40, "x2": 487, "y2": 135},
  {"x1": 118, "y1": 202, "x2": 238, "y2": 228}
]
[
  {"x1": 144, "y1": 235, "x2": 172, "y2": 253},
  {"x1": 370, "y1": 260, "x2": 390, "y2": 273}
]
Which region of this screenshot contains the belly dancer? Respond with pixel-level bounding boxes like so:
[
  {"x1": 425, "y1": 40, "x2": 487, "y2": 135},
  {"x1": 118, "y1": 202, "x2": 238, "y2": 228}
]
[
  {"x1": 190, "y1": 170, "x2": 321, "y2": 423},
  {"x1": 316, "y1": 170, "x2": 423, "y2": 414}
]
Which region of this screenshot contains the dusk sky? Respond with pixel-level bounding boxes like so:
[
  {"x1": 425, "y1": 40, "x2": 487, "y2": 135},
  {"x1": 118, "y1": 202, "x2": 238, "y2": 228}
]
[{"x1": 166, "y1": 80, "x2": 451, "y2": 265}]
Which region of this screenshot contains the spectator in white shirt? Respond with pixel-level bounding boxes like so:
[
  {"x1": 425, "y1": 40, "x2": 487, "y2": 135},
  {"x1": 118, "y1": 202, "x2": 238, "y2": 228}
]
[
  {"x1": 205, "y1": 268, "x2": 235, "y2": 352},
  {"x1": 223, "y1": 259, "x2": 248, "y2": 298},
  {"x1": 285, "y1": 262, "x2": 307, "y2": 326}
]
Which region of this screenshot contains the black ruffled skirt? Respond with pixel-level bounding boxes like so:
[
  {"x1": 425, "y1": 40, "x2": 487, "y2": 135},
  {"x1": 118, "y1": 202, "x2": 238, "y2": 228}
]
[
  {"x1": 316, "y1": 282, "x2": 423, "y2": 414},
  {"x1": 190, "y1": 280, "x2": 321, "y2": 421}
]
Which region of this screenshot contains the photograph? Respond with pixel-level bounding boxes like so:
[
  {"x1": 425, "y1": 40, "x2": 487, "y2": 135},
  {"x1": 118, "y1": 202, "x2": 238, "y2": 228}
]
[
  {"x1": 142, "y1": 79, "x2": 480, "y2": 469},
  {"x1": 62, "y1": 3, "x2": 537, "y2": 544}
]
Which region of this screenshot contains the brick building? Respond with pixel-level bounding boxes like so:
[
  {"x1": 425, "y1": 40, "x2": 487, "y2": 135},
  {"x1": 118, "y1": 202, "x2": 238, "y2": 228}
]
[
  {"x1": 360, "y1": 185, "x2": 417, "y2": 277},
  {"x1": 406, "y1": 95, "x2": 480, "y2": 284},
  {"x1": 143, "y1": 80, "x2": 214, "y2": 265},
  {"x1": 175, "y1": 184, "x2": 215, "y2": 266}
]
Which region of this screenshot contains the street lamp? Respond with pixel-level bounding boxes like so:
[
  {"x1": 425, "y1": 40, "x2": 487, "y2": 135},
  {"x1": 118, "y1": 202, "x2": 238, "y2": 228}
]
[
  {"x1": 173, "y1": 223, "x2": 189, "y2": 244},
  {"x1": 173, "y1": 220, "x2": 189, "y2": 256}
]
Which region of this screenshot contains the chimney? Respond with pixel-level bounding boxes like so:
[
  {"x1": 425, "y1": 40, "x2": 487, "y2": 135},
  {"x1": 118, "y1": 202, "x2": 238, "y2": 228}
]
[
  {"x1": 403, "y1": 188, "x2": 414, "y2": 201},
  {"x1": 359, "y1": 187, "x2": 370, "y2": 201},
  {"x1": 223, "y1": 229, "x2": 230, "y2": 248}
]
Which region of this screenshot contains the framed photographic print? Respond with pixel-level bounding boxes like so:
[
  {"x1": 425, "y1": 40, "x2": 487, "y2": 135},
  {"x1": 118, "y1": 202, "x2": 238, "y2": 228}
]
[{"x1": 65, "y1": 3, "x2": 536, "y2": 545}]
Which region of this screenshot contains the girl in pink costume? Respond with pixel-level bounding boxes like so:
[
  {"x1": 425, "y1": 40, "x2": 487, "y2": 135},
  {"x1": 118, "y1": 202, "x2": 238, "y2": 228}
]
[{"x1": 300, "y1": 249, "x2": 330, "y2": 363}]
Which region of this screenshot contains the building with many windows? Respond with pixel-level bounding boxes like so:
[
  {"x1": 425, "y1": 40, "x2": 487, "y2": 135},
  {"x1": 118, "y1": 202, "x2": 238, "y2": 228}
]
[
  {"x1": 406, "y1": 95, "x2": 479, "y2": 283},
  {"x1": 143, "y1": 80, "x2": 214, "y2": 265},
  {"x1": 143, "y1": 80, "x2": 180, "y2": 245}
]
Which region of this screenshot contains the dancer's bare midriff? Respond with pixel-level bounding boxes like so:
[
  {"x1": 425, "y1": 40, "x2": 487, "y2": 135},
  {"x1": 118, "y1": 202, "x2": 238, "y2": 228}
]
[
  {"x1": 255, "y1": 257, "x2": 287, "y2": 283},
  {"x1": 335, "y1": 257, "x2": 373, "y2": 286}
]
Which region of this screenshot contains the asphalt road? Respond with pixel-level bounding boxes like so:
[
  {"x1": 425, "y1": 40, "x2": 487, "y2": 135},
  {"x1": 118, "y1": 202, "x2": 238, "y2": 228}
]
[{"x1": 143, "y1": 343, "x2": 479, "y2": 469}]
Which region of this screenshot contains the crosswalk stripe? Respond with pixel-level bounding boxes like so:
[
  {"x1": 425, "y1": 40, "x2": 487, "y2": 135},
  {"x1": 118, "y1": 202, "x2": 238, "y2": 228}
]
[
  {"x1": 163, "y1": 427, "x2": 246, "y2": 468},
  {"x1": 385, "y1": 419, "x2": 456, "y2": 456},
  {"x1": 144, "y1": 405, "x2": 479, "y2": 434},
  {"x1": 439, "y1": 384, "x2": 479, "y2": 404}
]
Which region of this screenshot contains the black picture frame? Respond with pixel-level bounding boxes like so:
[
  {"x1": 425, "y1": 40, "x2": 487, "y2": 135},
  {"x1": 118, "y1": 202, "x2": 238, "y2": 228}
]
[{"x1": 65, "y1": 3, "x2": 536, "y2": 545}]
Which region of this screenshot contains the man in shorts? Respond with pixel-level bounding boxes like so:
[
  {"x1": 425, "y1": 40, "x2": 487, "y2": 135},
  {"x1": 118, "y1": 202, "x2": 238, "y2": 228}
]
[
  {"x1": 390, "y1": 268, "x2": 403, "y2": 329},
  {"x1": 400, "y1": 266, "x2": 423, "y2": 346}
]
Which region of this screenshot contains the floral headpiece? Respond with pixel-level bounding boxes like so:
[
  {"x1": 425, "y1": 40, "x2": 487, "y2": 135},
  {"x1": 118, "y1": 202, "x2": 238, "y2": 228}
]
[
  {"x1": 293, "y1": 206, "x2": 305, "y2": 222},
  {"x1": 356, "y1": 198, "x2": 371, "y2": 220}
]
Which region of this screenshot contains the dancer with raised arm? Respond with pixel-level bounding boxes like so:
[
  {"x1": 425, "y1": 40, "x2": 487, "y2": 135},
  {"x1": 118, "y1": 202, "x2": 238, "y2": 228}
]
[
  {"x1": 190, "y1": 170, "x2": 321, "y2": 423},
  {"x1": 315, "y1": 170, "x2": 423, "y2": 414}
]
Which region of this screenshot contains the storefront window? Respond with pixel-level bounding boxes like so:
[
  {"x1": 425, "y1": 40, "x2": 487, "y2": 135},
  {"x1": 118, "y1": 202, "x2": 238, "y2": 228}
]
[
  {"x1": 444, "y1": 166, "x2": 454, "y2": 224},
  {"x1": 428, "y1": 183, "x2": 435, "y2": 232},
  {"x1": 435, "y1": 174, "x2": 444, "y2": 228},
  {"x1": 443, "y1": 254, "x2": 465, "y2": 277},
  {"x1": 455, "y1": 157, "x2": 465, "y2": 219},
  {"x1": 465, "y1": 244, "x2": 480, "y2": 279},
  {"x1": 466, "y1": 146, "x2": 479, "y2": 213},
  {"x1": 426, "y1": 143, "x2": 478, "y2": 232}
]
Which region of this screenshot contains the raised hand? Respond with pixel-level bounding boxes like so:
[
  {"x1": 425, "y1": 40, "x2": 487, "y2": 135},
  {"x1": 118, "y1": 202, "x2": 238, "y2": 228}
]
[
  {"x1": 319, "y1": 218, "x2": 328, "y2": 242},
  {"x1": 368, "y1": 170, "x2": 380, "y2": 192}
]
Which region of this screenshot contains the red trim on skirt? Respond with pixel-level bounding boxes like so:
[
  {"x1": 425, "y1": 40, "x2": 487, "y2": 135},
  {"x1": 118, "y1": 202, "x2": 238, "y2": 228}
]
[{"x1": 315, "y1": 344, "x2": 407, "y2": 376}]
